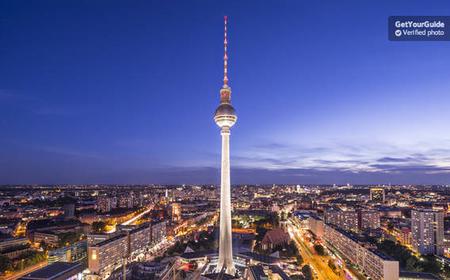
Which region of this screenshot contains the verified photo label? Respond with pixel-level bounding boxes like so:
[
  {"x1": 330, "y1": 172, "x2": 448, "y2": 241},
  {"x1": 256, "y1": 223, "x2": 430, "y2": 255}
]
[{"x1": 389, "y1": 16, "x2": 450, "y2": 41}]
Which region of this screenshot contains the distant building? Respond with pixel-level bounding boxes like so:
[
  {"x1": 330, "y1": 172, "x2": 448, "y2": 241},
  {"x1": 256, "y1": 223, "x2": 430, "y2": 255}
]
[
  {"x1": 48, "y1": 240, "x2": 87, "y2": 264},
  {"x1": 325, "y1": 209, "x2": 358, "y2": 232},
  {"x1": 151, "y1": 221, "x2": 167, "y2": 244},
  {"x1": 308, "y1": 215, "x2": 324, "y2": 239},
  {"x1": 411, "y1": 209, "x2": 444, "y2": 255},
  {"x1": 87, "y1": 233, "x2": 111, "y2": 246},
  {"x1": 131, "y1": 262, "x2": 167, "y2": 279},
  {"x1": 378, "y1": 207, "x2": 402, "y2": 218},
  {"x1": 392, "y1": 226, "x2": 412, "y2": 246},
  {"x1": 324, "y1": 208, "x2": 380, "y2": 232},
  {"x1": 261, "y1": 228, "x2": 290, "y2": 250},
  {"x1": 33, "y1": 231, "x2": 60, "y2": 247},
  {"x1": 63, "y1": 203, "x2": 75, "y2": 219},
  {"x1": 97, "y1": 197, "x2": 111, "y2": 213},
  {"x1": 0, "y1": 237, "x2": 31, "y2": 259},
  {"x1": 359, "y1": 210, "x2": 381, "y2": 230},
  {"x1": 110, "y1": 196, "x2": 118, "y2": 209},
  {"x1": 244, "y1": 265, "x2": 291, "y2": 280},
  {"x1": 118, "y1": 196, "x2": 133, "y2": 209},
  {"x1": 370, "y1": 188, "x2": 385, "y2": 203},
  {"x1": 0, "y1": 237, "x2": 28, "y2": 251},
  {"x1": 171, "y1": 203, "x2": 181, "y2": 222}
]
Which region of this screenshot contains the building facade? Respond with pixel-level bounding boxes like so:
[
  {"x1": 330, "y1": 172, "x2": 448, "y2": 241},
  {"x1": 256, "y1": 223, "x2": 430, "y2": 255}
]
[
  {"x1": 411, "y1": 209, "x2": 444, "y2": 255},
  {"x1": 325, "y1": 209, "x2": 359, "y2": 232},
  {"x1": 359, "y1": 210, "x2": 381, "y2": 231},
  {"x1": 324, "y1": 224, "x2": 399, "y2": 280},
  {"x1": 88, "y1": 233, "x2": 128, "y2": 276},
  {"x1": 370, "y1": 188, "x2": 385, "y2": 203}
]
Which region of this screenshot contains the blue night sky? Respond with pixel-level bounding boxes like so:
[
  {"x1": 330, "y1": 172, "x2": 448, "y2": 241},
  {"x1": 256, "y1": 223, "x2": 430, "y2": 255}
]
[{"x1": 1, "y1": 0, "x2": 450, "y2": 185}]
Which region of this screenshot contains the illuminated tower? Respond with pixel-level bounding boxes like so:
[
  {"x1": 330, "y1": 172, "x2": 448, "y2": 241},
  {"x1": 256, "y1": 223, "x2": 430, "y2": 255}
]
[{"x1": 214, "y1": 16, "x2": 236, "y2": 275}]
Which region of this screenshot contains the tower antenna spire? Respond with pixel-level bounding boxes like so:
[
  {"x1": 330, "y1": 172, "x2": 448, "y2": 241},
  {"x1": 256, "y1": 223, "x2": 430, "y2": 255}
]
[{"x1": 223, "y1": 15, "x2": 229, "y2": 87}]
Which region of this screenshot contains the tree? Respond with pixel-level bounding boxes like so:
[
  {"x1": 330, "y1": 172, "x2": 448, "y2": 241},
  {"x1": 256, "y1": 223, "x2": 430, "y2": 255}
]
[
  {"x1": 406, "y1": 257, "x2": 418, "y2": 271},
  {"x1": 296, "y1": 254, "x2": 303, "y2": 266},
  {"x1": 328, "y1": 260, "x2": 337, "y2": 271},
  {"x1": 40, "y1": 241, "x2": 49, "y2": 252},
  {"x1": 387, "y1": 222, "x2": 394, "y2": 231},
  {"x1": 92, "y1": 221, "x2": 107, "y2": 233},
  {"x1": 314, "y1": 244, "x2": 326, "y2": 256},
  {"x1": 0, "y1": 255, "x2": 12, "y2": 273},
  {"x1": 58, "y1": 232, "x2": 81, "y2": 247},
  {"x1": 255, "y1": 226, "x2": 268, "y2": 241},
  {"x1": 302, "y1": 265, "x2": 313, "y2": 280}
]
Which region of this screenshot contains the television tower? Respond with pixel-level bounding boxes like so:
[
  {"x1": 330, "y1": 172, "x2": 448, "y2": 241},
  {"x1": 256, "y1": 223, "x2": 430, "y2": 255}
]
[{"x1": 214, "y1": 16, "x2": 237, "y2": 275}]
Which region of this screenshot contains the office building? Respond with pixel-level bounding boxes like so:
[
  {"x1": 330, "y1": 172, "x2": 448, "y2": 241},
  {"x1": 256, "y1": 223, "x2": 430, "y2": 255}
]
[
  {"x1": 359, "y1": 210, "x2": 381, "y2": 230},
  {"x1": 150, "y1": 221, "x2": 167, "y2": 244},
  {"x1": 370, "y1": 188, "x2": 385, "y2": 203},
  {"x1": 63, "y1": 203, "x2": 75, "y2": 219},
  {"x1": 411, "y1": 209, "x2": 444, "y2": 255},
  {"x1": 128, "y1": 223, "x2": 151, "y2": 256},
  {"x1": 97, "y1": 197, "x2": 111, "y2": 213},
  {"x1": 324, "y1": 224, "x2": 399, "y2": 280},
  {"x1": 171, "y1": 203, "x2": 181, "y2": 222},
  {"x1": 88, "y1": 233, "x2": 128, "y2": 276},
  {"x1": 325, "y1": 209, "x2": 359, "y2": 232}
]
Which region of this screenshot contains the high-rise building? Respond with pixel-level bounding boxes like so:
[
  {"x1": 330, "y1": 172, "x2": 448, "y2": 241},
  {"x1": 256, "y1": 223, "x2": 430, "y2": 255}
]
[
  {"x1": 359, "y1": 210, "x2": 381, "y2": 230},
  {"x1": 128, "y1": 224, "x2": 151, "y2": 257},
  {"x1": 214, "y1": 16, "x2": 237, "y2": 275},
  {"x1": 110, "y1": 196, "x2": 118, "y2": 209},
  {"x1": 88, "y1": 233, "x2": 128, "y2": 276},
  {"x1": 370, "y1": 188, "x2": 385, "y2": 203},
  {"x1": 63, "y1": 203, "x2": 75, "y2": 219},
  {"x1": 308, "y1": 215, "x2": 325, "y2": 239},
  {"x1": 150, "y1": 221, "x2": 167, "y2": 245},
  {"x1": 88, "y1": 224, "x2": 153, "y2": 277},
  {"x1": 324, "y1": 224, "x2": 399, "y2": 280},
  {"x1": 97, "y1": 197, "x2": 111, "y2": 213},
  {"x1": 411, "y1": 209, "x2": 444, "y2": 255},
  {"x1": 171, "y1": 203, "x2": 181, "y2": 222},
  {"x1": 118, "y1": 195, "x2": 133, "y2": 209},
  {"x1": 325, "y1": 209, "x2": 380, "y2": 232},
  {"x1": 325, "y1": 209, "x2": 359, "y2": 232}
]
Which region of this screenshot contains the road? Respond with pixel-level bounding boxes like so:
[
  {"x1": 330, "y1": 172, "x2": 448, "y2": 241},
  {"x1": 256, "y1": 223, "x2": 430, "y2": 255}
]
[
  {"x1": 287, "y1": 220, "x2": 344, "y2": 280},
  {"x1": 1, "y1": 261, "x2": 48, "y2": 280},
  {"x1": 106, "y1": 205, "x2": 154, "y2": 233},
  {"x1": 121, "y1": 206, "x2": 153, "y2": 226}
]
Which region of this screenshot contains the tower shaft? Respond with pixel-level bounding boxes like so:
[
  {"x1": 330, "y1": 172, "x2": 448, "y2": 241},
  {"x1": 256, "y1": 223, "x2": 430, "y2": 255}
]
[
  {"x1": 214, "y1": 16, "x2": 236, "y2": 275},
  {"x1": 217, "y1": 127, "x2": 235, "y2": 274}
]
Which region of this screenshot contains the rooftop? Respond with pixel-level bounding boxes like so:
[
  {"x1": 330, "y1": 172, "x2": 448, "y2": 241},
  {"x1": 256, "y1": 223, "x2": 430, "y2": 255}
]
[{"x1": 19, "y1": 262, "x2": 85, "y2": 280}]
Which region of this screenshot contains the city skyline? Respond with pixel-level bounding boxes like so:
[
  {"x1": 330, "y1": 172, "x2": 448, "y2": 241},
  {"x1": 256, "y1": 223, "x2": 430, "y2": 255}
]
[{"x1": 2, "y1": 0, "x2": 450, "y2": 184}]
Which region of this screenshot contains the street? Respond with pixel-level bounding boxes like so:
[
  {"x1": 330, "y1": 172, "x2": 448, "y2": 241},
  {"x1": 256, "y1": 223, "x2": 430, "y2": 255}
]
[
  {"x1": 1, "y1": 261, "x2": 48, "y2": 280},
  {"x1": 287, "y1": 220, "x2": 344, "y2": 280}
]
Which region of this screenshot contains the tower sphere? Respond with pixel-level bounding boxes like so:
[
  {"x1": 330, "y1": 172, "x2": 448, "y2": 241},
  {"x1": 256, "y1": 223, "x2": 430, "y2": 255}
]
[{"x1": 214, "y1": 103, "x2": 237, "y2": 128}]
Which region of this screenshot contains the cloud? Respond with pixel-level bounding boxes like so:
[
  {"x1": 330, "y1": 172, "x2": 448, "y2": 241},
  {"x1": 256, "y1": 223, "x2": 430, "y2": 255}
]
[
  {"x1": 370, "y1": 164, "x2": 450, "y2": 174},
  {"x1": 2, "y1": 160, "x2": 450, "y2": 185},
  {"x1": 377, "y1": 157, "x2": 413, "y2": 163}
]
